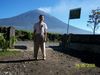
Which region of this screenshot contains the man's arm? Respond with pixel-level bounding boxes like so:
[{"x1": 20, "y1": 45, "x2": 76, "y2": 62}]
[
  {"x1": 33, "y1": 30, "x2": 36, "y2": 40},
  {"x1": 44, "y1": 24, "x2": 48, "y2": 42},
  {"x1": 44, "y1": 31, "x2": 47, "y2": 42},
  {"x1": 33, "y1": 24, "x2": 36, "y2": 40},
  {"x1": 34, "y1": 29, "x2": 36, "y2": 35}
]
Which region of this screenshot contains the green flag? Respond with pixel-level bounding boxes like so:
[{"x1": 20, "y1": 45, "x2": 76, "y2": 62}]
[{"x1": 69, "y1": 8, "x2": 81, "y2": 19}]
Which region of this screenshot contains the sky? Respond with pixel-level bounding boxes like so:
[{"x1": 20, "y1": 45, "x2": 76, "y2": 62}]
[{"x1": 0, "y1": 0, "x2": 100, "y2": 33}]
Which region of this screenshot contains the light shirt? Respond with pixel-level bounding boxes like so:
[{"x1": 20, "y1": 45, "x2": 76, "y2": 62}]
[{"x1": 34, "y1": 21, "x2": 48, "y2": 35}]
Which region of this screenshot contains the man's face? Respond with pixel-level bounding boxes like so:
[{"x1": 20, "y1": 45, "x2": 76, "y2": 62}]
[{"x1": 39, "y1": 16, "x2": 44, "y2": 21}]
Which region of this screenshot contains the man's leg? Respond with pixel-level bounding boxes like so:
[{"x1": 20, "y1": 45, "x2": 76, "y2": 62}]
[
  {"x1": 40, "y1": 42, "x2": 46, "y2": 60},
  {"x1": 34, "y1": 42, "x2": 39, "y2": 59}
]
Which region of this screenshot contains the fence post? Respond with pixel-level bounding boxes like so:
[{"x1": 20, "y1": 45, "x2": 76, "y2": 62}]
[{"x1": 8, "y1": 26, "x2": 15, "y2": 48}]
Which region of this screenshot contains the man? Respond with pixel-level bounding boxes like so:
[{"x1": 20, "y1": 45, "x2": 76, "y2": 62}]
[{"x1": 33, "y1": 15, "x2": 48, "y2": 60}]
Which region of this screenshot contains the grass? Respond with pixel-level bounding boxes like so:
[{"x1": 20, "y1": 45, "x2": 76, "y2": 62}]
[{"x1": 0, "y1": 50, "x2": 21, "y2": 57}]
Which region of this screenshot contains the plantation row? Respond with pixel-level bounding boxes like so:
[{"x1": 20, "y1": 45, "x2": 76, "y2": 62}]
[{"x1": 15, "y1": 30, "x2": 62, "y2": 42}]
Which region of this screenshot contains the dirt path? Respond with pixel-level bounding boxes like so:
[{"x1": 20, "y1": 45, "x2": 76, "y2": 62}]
[{"x1": 0, "y1": 41, "x2": 100, "y2": 75}]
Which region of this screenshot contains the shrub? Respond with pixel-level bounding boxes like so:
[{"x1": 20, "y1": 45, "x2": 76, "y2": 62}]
[
  {"x1": 47, "y1": 32, "x2": 62, "y2": 42},
  {"x1": 0, "y1": 33, "x2": 9, "y2": 51},
  {"x1": 0, "y1": 33, "x2": 17, "y2": 51},
  {"x1": 9, "y1": 36, "x2": 17, "y2": 48},
  {"x1": 15, "y1": 30, "x2": 62, "y2": 42},
  {"x1": 15, "y1": 30, "x2": 33, "y2": 40}
]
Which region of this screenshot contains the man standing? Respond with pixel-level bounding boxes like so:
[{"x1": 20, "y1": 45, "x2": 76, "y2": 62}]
[{"x1": 33, "y1": 15, "x2": 48, "y2": 60}]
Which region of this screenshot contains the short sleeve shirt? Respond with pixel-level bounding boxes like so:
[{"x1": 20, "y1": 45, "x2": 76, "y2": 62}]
[{"x1": 34, "y1": 22, "x2": 48, "y2": 35}]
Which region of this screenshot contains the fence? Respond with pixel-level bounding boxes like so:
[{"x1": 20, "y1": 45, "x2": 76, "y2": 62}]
[{"x1": 60, "y1": 34, "x2": 100, "y2": 53}]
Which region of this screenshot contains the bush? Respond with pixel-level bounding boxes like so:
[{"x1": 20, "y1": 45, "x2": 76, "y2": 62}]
[
  {"x1": 47, "y1": 32, "x2": 62, "y2": 42},
  {"x1": 9, "y1": 36, "x2": 17, "y2": 48},
  {"x1": 15, "y1": 30, "x2": 33, "y2": 40},
  {"x1": 15, "y1": 30, "x2": 62, "y2": 42},
  {"x1": 0, "y1": 33, "x2": 9, "y2": 51},
  {"x1": 0, "y1": 33, "x2": 17, "y2": 51}
]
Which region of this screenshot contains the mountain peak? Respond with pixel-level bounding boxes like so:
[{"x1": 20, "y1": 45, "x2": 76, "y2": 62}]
[{"x1": 26, "y1": 9, "x2": 49, "y2": 15}]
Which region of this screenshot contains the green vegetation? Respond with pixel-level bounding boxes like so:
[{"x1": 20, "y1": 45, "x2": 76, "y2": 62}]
[
  {"x1": 15, "y1": 30, "x2": 33, "y2": 40},
  {"x1": 9, "y1": 36, "x2": 17, "y2": 48},
  {"x1": 0, "y1": 33, "x2": 17, "y2": 51},
  {"x1": 15, "y1": 29, "x2": 62, "y2": 42},
  {"x1": 0, "y1": 33, "x2": 9, "y2": 51},
  {"x1": 47, "y1": 32, "x2": 62, "y2": 42},
  {"x1": 0, "y1": 51, "x2": 21, "y2": 56}
]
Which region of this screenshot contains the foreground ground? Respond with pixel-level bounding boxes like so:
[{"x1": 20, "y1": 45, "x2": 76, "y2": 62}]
[{"x1": 0, "y1": 41, "x2": 100, "y2": 75}]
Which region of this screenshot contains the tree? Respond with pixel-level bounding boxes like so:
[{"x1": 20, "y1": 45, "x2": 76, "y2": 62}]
[{"x1": 87, "y1": 7, "x2": 100, "y2": 34}]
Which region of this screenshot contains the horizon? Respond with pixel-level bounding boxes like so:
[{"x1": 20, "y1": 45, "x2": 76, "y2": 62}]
[{"x1": 0, "y1": 0, "x2": 100, "y2": 33}]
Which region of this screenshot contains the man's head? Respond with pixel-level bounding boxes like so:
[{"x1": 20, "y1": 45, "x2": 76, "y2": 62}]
[{"x1": 39, "y1": 15, "x2": 44, "y2": 22}]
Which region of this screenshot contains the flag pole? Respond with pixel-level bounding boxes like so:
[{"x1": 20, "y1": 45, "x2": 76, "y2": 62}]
[
  {"x1": 67, "y1": 13, "x2": 70, "y2": 34},
  {"x1": 67, "y1": 8, "x2": 81, "y2": 34}
]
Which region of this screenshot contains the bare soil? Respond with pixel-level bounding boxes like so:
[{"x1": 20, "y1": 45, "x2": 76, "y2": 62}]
[{"x1": 0, "y1": 41, "x2": 100, "y2": 75}]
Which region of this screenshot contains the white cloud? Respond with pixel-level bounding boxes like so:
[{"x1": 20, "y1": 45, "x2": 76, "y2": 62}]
[
  {"x1": 37, "y1": 0, "x2": 68, "y2": 14},
  {"x1": 37, "y1": 0, "x2": 100, "y2": 33},
  {"x1": 38, "y1": 7, "x2": 52, "y2": 13},
  {"x1": 38, "y1": 0, "x2": 100, "y2": 14}
]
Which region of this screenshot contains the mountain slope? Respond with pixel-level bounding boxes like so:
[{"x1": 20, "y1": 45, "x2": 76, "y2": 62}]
[{"x1": 0, "y1": 9, "x2": 91, "y2": 34}]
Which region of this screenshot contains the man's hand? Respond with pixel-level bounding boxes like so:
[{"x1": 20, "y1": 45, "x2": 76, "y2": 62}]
[{"x1": 43, "y1": 37, "x2": 46, "y2": 42}]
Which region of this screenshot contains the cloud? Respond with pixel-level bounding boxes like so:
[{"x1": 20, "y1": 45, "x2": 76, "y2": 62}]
[
  {"x1": 38, "y1": 7, "x2": 52, "y2": 13},
  {"x1": 37, "y1": 0, "x2": 100, "y2": 33},
  {"x1": 38, "y1": 0, "x2": 100, "y2": 14},
  {"x1": 37, "y1": 0, "x2": 68, "y2": 14}
]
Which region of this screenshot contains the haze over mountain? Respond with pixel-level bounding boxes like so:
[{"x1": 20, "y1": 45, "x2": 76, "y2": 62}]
[{"x1": 0, "y1": 9, "x2": 91, "y2": 34}]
